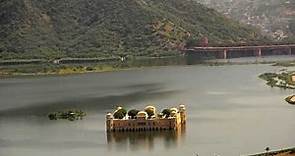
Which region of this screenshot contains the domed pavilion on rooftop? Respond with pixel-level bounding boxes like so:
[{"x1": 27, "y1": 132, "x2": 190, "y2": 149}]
[{"x1": 106, "y1": 104, "x2": 186, "y2": 132}]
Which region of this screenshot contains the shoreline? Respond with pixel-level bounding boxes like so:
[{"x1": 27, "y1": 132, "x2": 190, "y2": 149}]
[
  {"x1": 1, "y1": 56, "x2": 295, "y2": 78},
  {"x1": 0, "y1": 65, "x2": 142, "y2": 78}
]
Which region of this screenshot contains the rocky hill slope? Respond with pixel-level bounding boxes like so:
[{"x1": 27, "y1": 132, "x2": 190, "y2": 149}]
[
  {"x1": 0, "y1": 0, "x2": 264, "y2": 59},
  {"x1": 197, "y1": 0, "x2": 295, "y2": 41}
]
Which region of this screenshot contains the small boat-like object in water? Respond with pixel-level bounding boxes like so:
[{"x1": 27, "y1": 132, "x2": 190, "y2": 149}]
[{"x1": 285, "y1": 95, "x2": 295, "y2": 105}]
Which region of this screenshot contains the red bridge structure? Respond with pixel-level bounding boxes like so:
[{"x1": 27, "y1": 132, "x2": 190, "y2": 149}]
[{"x1": 183, "y1": 44, "x2": 295, "y2": 59}]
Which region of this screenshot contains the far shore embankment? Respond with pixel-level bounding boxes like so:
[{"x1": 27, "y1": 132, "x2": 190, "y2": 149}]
[{"x1": 1, "y1": 56, "x2": 295, "y2": 78}]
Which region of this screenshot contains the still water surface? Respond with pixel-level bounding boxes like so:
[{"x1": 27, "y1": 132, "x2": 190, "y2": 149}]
[{"x1": 0, "y1": 57, "x2": 295, "y2": 156}]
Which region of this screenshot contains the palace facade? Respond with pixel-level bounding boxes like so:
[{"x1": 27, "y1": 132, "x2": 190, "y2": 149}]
[{"x1": 106, "y1": 105, "x2": 186, "y2": 132}]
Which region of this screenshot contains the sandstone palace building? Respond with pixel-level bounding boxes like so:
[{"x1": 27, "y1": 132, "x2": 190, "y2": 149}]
[{"x1": 106, "y1": 105, "x2": 186, "y2": 132}]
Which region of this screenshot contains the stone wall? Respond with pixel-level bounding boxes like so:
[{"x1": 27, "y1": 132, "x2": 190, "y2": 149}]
[{"x1": 107, "y1": 113, "x2": 184, "y2": 132}]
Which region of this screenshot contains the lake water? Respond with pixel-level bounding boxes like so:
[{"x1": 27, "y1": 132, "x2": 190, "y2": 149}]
[{"x1": 0, "y1": 56, "x2": 295, "y2": 156}]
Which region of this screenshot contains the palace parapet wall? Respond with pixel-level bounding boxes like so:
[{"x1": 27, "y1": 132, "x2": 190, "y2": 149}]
[{"x1": 106, "y1": 105, "x2": 186, "y2": 132}]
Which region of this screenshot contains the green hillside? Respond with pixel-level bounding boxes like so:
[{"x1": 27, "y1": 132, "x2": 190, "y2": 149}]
[{"x1": 0, "y1": 0, "x2": 265, "y2": 60}]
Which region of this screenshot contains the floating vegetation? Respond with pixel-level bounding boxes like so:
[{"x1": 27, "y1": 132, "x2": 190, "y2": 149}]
[
  {"x1": 273, "y1": 61, "x2": 295, "y2": 67},
  {"x1": 48, "y1": 110, "x2": 86, "y2": 121},
  {"x1": 259, "y1": 71, "x2": 295, "y2": 105},
  {"x1": 259, "y1": 72, "x2": 295, "y2": 89}
]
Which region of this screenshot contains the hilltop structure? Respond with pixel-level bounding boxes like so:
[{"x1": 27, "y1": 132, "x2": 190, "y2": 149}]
[{"x1": 106, "y1": 105, "x2": 186, "y2": 132}]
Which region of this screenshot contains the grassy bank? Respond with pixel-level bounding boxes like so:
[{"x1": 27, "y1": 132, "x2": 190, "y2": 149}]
[
  {"x1": 0, "y1": 57, "x2": 188, "y2": 77},
  {"x1": 0, "y1": 63, "x2": 130, "y2": 77},
  {"x1": 273, "y1": 62, "x2": 295, "y2": 67},
  {"x1": 273, "y1": 60, "x2": 295, "y2": 67},
  {"x1": 2, "y1": 56, "x2": 295, "y2": 77},
  {"x1": 258, "y1": 59, "x2": 295, "y2": 89}
]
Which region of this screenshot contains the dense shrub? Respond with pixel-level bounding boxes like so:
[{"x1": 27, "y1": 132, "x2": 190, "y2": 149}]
[
  {"x1": 113, "y1": 108, "x2": 127, "y2": 119},
  {"x1": 128, "y1": 109, "x2": 140, "y2": 119},
  {"x1": 162, "y1": 109, "x2": 171, "y2": 118}
]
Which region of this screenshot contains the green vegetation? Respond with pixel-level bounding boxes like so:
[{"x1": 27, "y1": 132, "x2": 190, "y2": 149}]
[
  {"x1": 197, "y1": 0, "x2": 295, "y2": 42},
  {"x1": 3, "y1": 57, "x2": 295, "y2": 77},
  {"x1": 48, "y1": 110, "x2": 86, "y2": 121},
  {"x1": 162, "y1": 109, "x2": 171, "y2": 118},
  {"x1": 259, "y1": 73, "x2": 279, "y2": 87},
  {"x1": 144, "y1": 107, "x2": 155, "y2": 119},
  {"x1": 259, "y1": 71, "x2": 295, "y2": 89},
  {"x1": 128, "y1": 109, "x2": 140, "y2": 119},
  {"x1": 0, "y1": 63, "x2": 120, "y2": 76},
  {"x1": 0, "y1": 0, "x2": 265, "y2": 60},
  {"x1": 273, "y1": 61, "x2": 295, "y2": 67},
  {"x1": 0, "y1": 56, "x2": 189, "y2": 76},
  {"x1": 113, "y1": 108, "x2": 127, "y2": 119}
]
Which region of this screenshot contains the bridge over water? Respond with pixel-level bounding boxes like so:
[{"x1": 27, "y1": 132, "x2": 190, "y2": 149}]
[{"x1": 184, "y1": 44, "x2": 295, "y2": 59}]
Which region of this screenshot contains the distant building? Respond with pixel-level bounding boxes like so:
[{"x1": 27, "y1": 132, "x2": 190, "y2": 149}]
[{"x1": 106, "y1": 105, "x2": 186, "y2": 132}]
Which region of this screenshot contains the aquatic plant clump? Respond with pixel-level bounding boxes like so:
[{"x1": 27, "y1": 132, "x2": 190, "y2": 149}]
[
  {"x1": 259, "y1": 72, "x2": 295, "y2": 89},
  {"x1": 48, "y1": 110, "x2": 86, "y2": 121},
  {"x1": 258, "y1": 73, "x2": 279, "y2": 87}
]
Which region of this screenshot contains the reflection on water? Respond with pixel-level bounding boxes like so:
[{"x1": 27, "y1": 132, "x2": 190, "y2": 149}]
[{"x1": 107, "y1": 126, "x2": 186, "y2": 151}]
